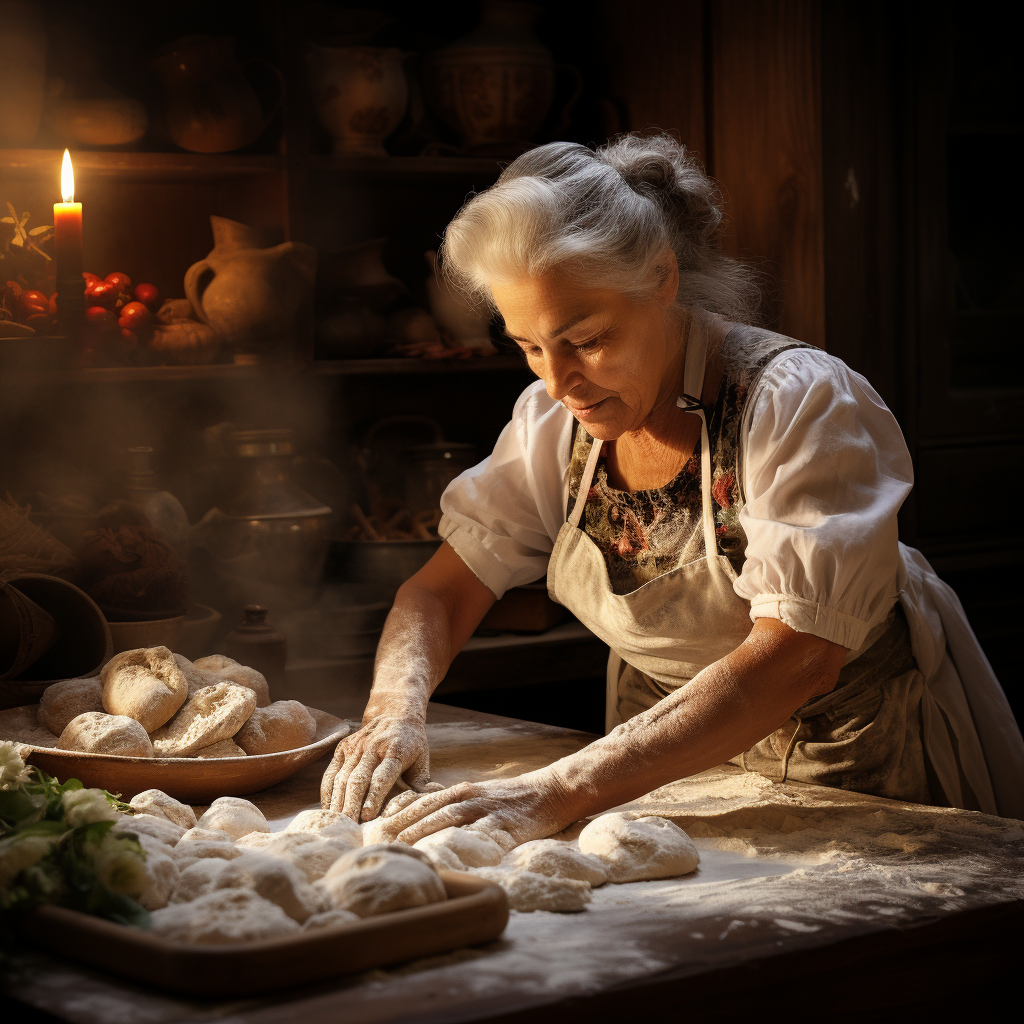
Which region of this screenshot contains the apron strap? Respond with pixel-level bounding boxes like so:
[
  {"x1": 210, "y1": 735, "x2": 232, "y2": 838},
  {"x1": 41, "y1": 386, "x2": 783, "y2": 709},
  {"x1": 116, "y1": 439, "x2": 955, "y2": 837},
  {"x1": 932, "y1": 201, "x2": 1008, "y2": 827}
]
[{"x1": 568, "y1": 434, "x2": 604, "y2": 528}]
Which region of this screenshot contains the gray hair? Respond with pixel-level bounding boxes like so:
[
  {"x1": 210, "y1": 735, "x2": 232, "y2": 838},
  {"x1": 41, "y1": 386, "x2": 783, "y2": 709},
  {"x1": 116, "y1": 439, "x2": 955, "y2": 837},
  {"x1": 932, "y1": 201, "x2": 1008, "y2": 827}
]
[{"x1": 437, "y1": 132, "x2": 763, "y2": 335}]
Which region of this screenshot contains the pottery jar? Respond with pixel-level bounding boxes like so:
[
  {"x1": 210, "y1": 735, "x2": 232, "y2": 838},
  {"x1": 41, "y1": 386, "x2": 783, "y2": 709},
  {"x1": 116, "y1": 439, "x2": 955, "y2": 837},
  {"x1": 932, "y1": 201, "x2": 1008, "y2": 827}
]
[
  {"x1": 0, "y1": 1, "x2": 47, "y2": 146},
  {"x1": 47, "y1": 84, "x2": 148, "y2": 147},
  {"x1": 421, "y1": 0, "x2": 554, "y2": 150},
  {"x1": 152, "y1": 35, "x2": 282, "y2": 153},
  {"x1": 305, "y1": 45, "x2": 410, "y2": 156},
  {"x1": 184, "y1": 216, "x2": 317, "y2": 358},
  {"x1": 424, "y1": 250, "x2": 495, "y2": 352}
]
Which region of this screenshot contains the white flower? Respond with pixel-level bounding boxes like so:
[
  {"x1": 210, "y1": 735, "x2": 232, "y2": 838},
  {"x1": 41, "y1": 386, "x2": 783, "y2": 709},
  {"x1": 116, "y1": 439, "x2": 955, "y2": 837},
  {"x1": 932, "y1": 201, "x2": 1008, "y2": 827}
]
[
  {"x1": 62, "y1": 788, "x2": 121, "y2": 828},
  {"x1": 91, "y1": 833, "x2": 148, "y2": 897},
  {"x1": 0, "y1": 741, "x2": 31, "y2": 789},
  {"x1": 0, "y1": 833, "x2": 57, "y2": 891}
]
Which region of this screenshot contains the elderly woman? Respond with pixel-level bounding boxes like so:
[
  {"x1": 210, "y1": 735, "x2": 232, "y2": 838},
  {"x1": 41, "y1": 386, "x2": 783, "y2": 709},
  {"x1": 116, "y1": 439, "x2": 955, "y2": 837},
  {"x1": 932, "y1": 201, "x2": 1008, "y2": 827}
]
[{"x1": 322, "y1": 133, "x2": 1024, "y2": 843}]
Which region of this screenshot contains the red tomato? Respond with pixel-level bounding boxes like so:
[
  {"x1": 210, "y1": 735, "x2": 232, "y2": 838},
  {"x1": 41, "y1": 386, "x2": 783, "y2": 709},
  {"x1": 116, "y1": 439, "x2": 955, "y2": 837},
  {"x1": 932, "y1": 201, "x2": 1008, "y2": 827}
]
[
  {"x1": 17, "y1": 290, "x2": 49, "y2": 318},
  {"x1": 86, "y1": 305, "x2": 115, "y2": 323},
  {"x1": 105, "y1": 272, "x2": 132, "y2": 291},
  {"x1": 118, "y1": 301, "x2": 152, "y2": 330},
  {"x1": 85, "y1": 280, "x2": 119, "y2": 308},
  {"x1": 82, "y1": 272, "x2": 101, "y2": 284},
  {"x1": 133, "y1": 283, "x2": 160, "y2": 309}
]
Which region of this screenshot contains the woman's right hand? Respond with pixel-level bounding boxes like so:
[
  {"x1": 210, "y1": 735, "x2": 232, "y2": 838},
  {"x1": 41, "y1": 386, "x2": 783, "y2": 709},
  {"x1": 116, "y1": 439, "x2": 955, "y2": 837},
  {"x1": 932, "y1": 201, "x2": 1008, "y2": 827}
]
[{"x1": 320, "y1": 710, "x2": 430, "y2": 820}]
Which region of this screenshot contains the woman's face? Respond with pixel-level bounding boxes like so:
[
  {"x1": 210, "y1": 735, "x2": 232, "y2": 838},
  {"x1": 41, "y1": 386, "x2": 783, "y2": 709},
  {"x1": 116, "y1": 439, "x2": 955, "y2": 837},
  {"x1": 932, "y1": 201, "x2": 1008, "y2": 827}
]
[{"x1": 490, "y1": 260, "x2": 684, "y2": 441}]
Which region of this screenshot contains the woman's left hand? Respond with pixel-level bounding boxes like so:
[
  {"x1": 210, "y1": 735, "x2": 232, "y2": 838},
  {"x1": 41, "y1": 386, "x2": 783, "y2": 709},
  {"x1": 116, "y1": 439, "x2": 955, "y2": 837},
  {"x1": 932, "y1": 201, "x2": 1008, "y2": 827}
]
[{"x1": 371, "y1": 769, "x2": 579, "y2": 851}]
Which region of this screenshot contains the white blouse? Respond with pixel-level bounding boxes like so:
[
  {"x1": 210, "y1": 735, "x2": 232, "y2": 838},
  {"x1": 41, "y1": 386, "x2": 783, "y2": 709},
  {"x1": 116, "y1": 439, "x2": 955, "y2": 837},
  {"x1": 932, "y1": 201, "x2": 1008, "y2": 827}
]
[{"x1": 440, "y1": 346, "x2": 911, "y2": 652}]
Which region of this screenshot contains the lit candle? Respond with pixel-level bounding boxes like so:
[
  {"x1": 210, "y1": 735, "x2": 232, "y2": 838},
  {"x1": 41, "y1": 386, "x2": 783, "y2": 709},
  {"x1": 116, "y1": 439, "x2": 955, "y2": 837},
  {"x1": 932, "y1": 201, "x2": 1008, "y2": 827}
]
[{"x1": 53, "y1": 149, "x2": 82, "y2": 280}]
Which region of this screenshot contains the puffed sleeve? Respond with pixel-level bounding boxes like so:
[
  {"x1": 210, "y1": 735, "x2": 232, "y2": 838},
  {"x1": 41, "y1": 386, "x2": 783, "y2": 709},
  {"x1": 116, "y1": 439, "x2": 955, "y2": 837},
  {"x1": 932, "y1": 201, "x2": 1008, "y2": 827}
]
[
  {"x1": 732, "y1": 349, "x2": 914, "y2": 650},
  {"x1": 438, "y1": 380, "x2": 573, "y2": 598}
]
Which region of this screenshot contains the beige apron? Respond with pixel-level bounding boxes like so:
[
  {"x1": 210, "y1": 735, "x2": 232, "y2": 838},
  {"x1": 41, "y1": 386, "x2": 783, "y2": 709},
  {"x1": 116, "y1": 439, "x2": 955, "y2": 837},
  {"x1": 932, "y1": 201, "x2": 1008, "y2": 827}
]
[{"x1": 547, "y1": 317, "x2": 933, "y2": 803}]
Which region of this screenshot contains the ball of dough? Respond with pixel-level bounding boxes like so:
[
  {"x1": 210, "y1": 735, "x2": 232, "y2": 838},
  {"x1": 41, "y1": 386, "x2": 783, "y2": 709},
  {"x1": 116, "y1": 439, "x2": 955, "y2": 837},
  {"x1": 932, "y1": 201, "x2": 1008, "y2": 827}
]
[
  {"x1": 197, "y1": 796, "x2": 269, "y2": 841},
  {"x1": 413, "y1": 826, "x2": 504, "y2": 868},
  {"x1": 177, "y1": 826, "x2": 234, "y2": 845},
  {"x1": 507, "y1": 840, "x2": 608, "y2": 887},
  {"x1": 172, "y1": 840, "x2": 243, "y2": 871},
  {"x1": 195, "y1": 738, "x2": 246, "y2": 758},
  {"x1": 235, "y1": 831, "x2": 277, "y2": 849},
  {"x1": 260, "y1": 832, "x2": 347, "y2": 882},
  {"x1": 114, "y1": 813, "x2": 187, "y2": 846},
  {"x1": 319, "y1": 844, "x2": 446, "y2": 918},
  {"x1": 416, "y1": 843, "x2": 463, "y2": 872},
  {"x1": 135, "y1": 833, "x2": 180, "y2": 911},
  {"x1": 37, "y1": 677, "x2": 104, "y2": 736},
  {"x1": 577, "y1": 813, "x2": 699, "y2": 883},
  {"x1": 150, "y1": 683, "x2": 257, "y2": 757},
  {"x1": 194, "y1": 656, "x2": 271, "y2": 708},
  {"x1": 234, "y1": 701, "x2": 316, "y2": 755},
  {"x1": 479, "y1": 868, "x2": 591, "y2": 913},
  {"x1": 129, "y1": 789, "x2": 197, "y2": 830},
  {"x1": 57, "y1": 712, "x2": 153, "y2": 757},
  {"x1": 285, "y1": 809, "x2": 362, "y2": 849},
  {"x1": 303, "y1": 908, "x2": 359, "y2": 930},
  {"x1": 151, "y1": 888, "x2": 300, "y2": 944},
  {"x1": 172, "y1": 654, "x2": 219, "y2": 696},
  {"x1": 100, "y1": 647, "x2": 188, "y2": 732}
]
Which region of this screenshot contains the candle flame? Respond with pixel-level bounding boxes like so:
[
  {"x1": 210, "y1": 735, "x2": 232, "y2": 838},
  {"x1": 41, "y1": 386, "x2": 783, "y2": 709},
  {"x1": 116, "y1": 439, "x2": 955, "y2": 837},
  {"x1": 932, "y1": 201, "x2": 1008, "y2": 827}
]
[{"x1": 61, "y1": 149, "x2": 75, "y2": 203}]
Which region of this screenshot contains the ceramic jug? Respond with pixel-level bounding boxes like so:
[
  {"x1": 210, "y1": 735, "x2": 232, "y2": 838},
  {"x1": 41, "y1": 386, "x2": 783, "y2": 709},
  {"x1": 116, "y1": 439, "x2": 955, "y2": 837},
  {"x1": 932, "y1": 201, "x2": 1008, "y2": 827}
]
[
  {"x1": 152, "y1": 36, "x2": 282, "y2": 153},
  {"x1": 424, "y1": 250, "x2": 495, "y2": 352},
  {"x1": 305, "y1": 44, "x2": 410, "y2": 155},
  {"x1": 184, "y1": 216, "x2": 317, "y2": 358}
]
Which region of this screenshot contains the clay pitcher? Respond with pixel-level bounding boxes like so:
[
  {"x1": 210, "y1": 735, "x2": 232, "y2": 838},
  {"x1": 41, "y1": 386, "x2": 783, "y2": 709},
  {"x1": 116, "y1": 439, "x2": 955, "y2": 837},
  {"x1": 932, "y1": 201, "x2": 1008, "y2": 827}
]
[
  {"x1": 184, "y1": 216, "x2": 317, "y2": 358},
  {"x1": 152, "y1": 35, "x2": 282, "y2": 153},
  {"x1": 424, "y1": 250, "x2": 495, "y2": 352}
]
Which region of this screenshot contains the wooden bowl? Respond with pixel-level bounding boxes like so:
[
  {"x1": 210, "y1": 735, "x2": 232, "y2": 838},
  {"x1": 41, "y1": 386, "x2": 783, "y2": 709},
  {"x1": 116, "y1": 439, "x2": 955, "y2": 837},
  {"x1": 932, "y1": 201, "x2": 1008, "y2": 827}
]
[
  {"x1": 0, "y1": 705, "x2": 351, "y2": 802},
  {"x1": 106, "y1": 615, "x2": 185, "y2": 656}
]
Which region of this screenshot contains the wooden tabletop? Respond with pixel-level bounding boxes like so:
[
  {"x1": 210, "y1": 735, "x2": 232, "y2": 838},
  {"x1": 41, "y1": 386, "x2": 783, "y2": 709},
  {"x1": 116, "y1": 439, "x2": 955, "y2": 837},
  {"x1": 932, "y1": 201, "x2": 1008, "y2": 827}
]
[{"x1": 6, "y1": 699, "x2": 1022, "y2": 1022}]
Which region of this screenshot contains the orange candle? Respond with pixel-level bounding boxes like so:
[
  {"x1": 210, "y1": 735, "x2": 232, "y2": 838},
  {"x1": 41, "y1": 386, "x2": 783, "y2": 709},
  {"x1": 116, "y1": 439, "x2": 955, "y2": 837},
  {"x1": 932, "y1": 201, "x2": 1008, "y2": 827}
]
[{"x1": 53, "y1": 149, "x2": 82, "y2": 280}]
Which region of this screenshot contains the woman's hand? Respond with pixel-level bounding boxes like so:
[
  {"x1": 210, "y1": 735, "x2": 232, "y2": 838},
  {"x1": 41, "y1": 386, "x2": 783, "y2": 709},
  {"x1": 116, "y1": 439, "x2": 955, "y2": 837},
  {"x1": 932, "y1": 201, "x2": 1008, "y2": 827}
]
[
  {"x1": 320, "y1": 711, "x2": 430, "y2": 820},
  {"x1": 371, "y1": 769, "x2": 579, "y2": 849}
]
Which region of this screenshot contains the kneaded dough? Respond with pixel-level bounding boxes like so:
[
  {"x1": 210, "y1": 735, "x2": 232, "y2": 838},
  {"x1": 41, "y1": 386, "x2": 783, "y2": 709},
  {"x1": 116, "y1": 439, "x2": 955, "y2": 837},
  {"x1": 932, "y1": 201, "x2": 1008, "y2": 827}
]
[
  {"x1": 416, "y1": 843, "x2": 463, "y2": 872},
  {"x1": 151, "y1": 888, "x2": 300, "y2": 944},
  {"x1": 194, "y1": 656, "x2": 271, "y2": 707},
  {"x1": 234, "y1": 700, "x2": 316, "y2": 755},
  {"x1": 260, "y1": 832, "x2": 348, "y2": 882},
  {"x1": 235, "y1": 831, "x2": 278, "y2": 849},
  {"x1": 100, "y1": 647, "x2": 188, "y2": 732},
  {"x1": 114, "y1": 813, "x2": 187, "y2": 846},
  {"x1": 413, "y1": 826, "x2": 504, "y2": 868},
  {"x1": 172, "y1": 654, "x2": 219, "y2": 696},
  {"x1": 135, "y1": 833, "x2": 180, "y2": 911},
  {"x1": 170, "y1": 851, "x2": 322, "y2": 922},
  {"x1": 507, "y1": 839, "x2": 608, "y2": 887},
  {"x1": 577, "y1": 813, "x2": 699, "y2": 883},
  {"x1": 285, "y1": 808, "x2": 362, "y2": 849},
  {"x1": 319, "y1": 844, "x2": 446, "y2": 918},
  {"x1": 195, "y1": 737, "x2": 247, "y2": 758},
  {"x1": 197, "y1": 797, "x2": 270, "y2": 841},
  {"x1": 150, "y1": 682, "x2": 257, "y2": 757},
  {"x1": 303, "y1": 908, "x2": 359, "y2": 930},
  {"x1": 476, "y1": 867, "x2": 591, "y2": 913},
  {"x1": 38, "y1": 677, "x2": 104, "y2": 735},
  {"x1": 129, "y1": 789, "x2": 197, "y2": 830},
  {"x1": 177, "y1": 826, "x2": 234, "y2": 845},
  {"x1": 171, "y1": 840, "x2": 244, "y2": 870},
  {"x1": 57, "y1": 712, "x2": 153, "y2": 757}
]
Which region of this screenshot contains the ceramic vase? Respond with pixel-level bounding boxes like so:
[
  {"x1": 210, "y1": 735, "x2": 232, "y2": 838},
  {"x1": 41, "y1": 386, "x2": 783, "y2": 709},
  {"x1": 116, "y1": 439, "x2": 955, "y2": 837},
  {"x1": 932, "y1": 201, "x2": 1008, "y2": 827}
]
[
  {"x1": 421, "y1": 0, "x2": 554, "y2": 152},
  {"x1": 424, "y1": 250, "x2": 495, "y2": 352},
  {"x1": 184, "y1": 216, "x2": 317, "y2": 359},
  {"x1": 305, "y1": 45, "x2": 410, "y2": 156}
]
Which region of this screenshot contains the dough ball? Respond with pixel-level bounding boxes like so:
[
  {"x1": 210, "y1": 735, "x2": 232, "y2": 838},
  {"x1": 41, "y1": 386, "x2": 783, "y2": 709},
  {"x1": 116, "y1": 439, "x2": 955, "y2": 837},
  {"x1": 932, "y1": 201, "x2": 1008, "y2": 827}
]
[
  {"x1": 197, "y1": 797, "x2": 269, "y2": 841},
  {"x1": 303, "y1": 908, "x2": 359, "y2": 930},
  {"x1": 479, "y1": 868, "x2": 591, "y2": 913},
  {"x1": 194, "y1": 656, "x2": 271, "y2": 708},
  {"x1": 177, "y1": 826, "x2": 234, "y2": 845},
  {"x1": 129, "y1": 789, "x2": 197, "y2": 830},
  {"x1": 195, "y1": 738, "x2": 246, "y2": 758},
  {"x1": 260, "y1": 832, "x2": 348, "y2": 882},
  {"x1": 151, "y1": 888, "x2": 300, "y2": 944},
  {"x1": 172, "y1": 840, "x2": 243, "y2": 871},
  {"x1": 114, "y1": 813, "x2": 187, "y2": 847},
  {"x1": 100, "y1": 647, "x2": 188, "y2": 732},
  {"x1": 234, "y1": 701, "x2": 316, "y2": 755},
  {"x1": 37, "y1": 677, "x2": 104, "y2": 736},
  {"x1": 171, "y1": 851, "x2": 322, "y2": 922},
  {"x1": 150, "y1": 683, "x2": 257, "y2": 757},
  {"x1": 413, "y1": 826, "x2": 504, "y2": 869},
  {"x1": 285, "y1": 809, "x2": 362, "y2": 848},
  {"x1": 577, "y1": 813, "x2": 699, "y2": 883},
  {"x1": 172, "y1": 654, "x2": 219, "y2": 696},
  {"x1": 416, "y1": 843, "x2": 463, "y2": 872},
  {"x1": 235, "y1": 831, "x2": 278, "y2": 849},
  {"x1": 507, "y1": 840, "x2": 608, "y2": 887},
  {"x1": 319, "y1": 845, "x2": 446, "y2": 918},
  {"x1": 136, "y1": 833, "x2": 180, "y2": 911},
  {"x1": 360, "y1": 816, "x2": 401, "y2": 846},
  {"x1": 57, "y1": 712, "x2": 153, "y2": 757}
]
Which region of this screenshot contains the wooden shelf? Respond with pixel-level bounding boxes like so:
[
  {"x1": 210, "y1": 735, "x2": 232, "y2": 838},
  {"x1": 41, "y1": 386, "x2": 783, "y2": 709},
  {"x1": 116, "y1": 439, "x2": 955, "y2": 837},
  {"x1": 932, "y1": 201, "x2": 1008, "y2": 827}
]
[
  {"x1": 73, "y1": 363, "x2": 273, "y2": 383},
  {"x1": 0, "y1": 149, "x2": 286, "y2": 181},
  {"x1": 304, "y1": 154, "x2": 505, "y2": 182},
  {"x1": 313, "y1": 355, "x2": 526, "y2": 375}
]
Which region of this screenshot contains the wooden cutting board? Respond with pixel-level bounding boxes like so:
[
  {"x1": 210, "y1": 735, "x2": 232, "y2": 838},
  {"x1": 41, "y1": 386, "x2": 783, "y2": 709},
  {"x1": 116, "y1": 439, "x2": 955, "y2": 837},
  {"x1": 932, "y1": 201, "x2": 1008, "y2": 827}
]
[{"x1": 20, "y1": 872, "x2": 509, "y2": 998}]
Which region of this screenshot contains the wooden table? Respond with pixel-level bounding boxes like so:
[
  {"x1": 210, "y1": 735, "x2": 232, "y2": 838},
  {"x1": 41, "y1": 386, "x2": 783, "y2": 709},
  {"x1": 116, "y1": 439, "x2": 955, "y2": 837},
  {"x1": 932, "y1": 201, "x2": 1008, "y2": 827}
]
[{"x1": 5, "y1": 698, "x2": 1022, "y2": 1022}]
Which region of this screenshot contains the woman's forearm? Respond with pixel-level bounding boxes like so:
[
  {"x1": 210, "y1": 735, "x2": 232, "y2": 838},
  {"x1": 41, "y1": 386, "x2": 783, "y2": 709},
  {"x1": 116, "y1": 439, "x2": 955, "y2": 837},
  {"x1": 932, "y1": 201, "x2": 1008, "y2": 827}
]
[{"x1": 545, "y1": 618, "x2": 846, "y2": 819}]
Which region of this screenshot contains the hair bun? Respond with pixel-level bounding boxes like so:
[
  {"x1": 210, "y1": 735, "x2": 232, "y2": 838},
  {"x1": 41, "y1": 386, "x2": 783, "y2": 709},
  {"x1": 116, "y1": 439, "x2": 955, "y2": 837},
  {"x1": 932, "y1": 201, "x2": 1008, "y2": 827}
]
[{"x1": 620, "y1": 155, "x2": 676, "y2": 195}]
